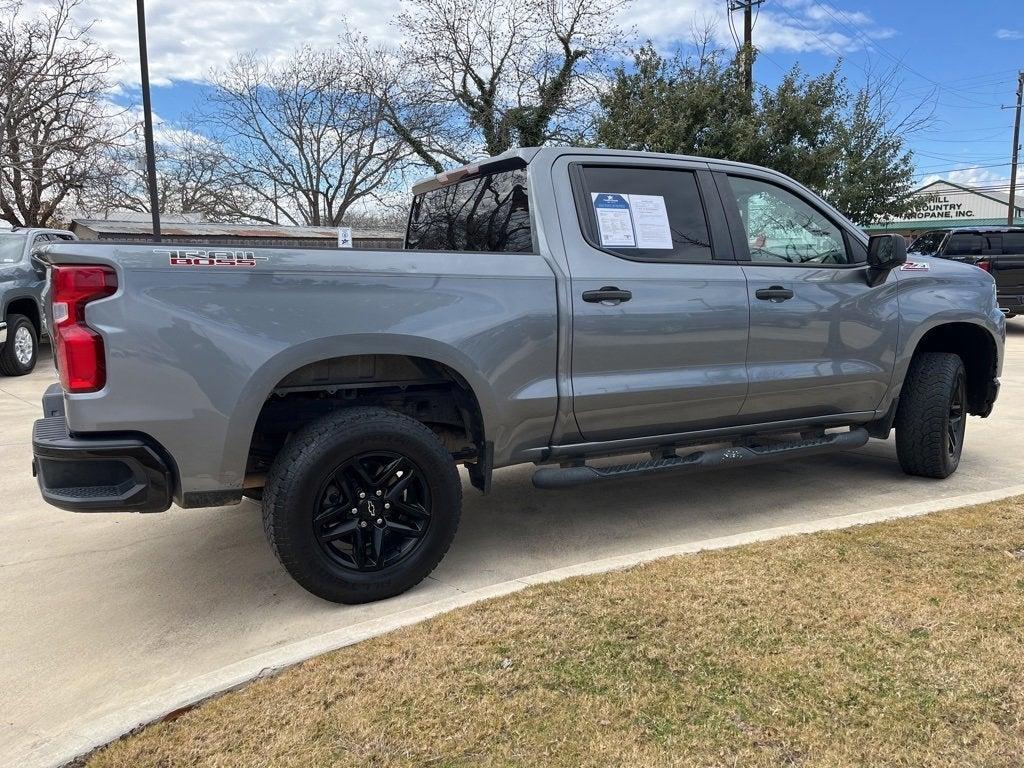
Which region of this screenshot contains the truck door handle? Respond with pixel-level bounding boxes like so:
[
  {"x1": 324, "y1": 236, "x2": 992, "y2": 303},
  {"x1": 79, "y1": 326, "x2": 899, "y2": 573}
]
[
  {"x1": 755, "y1": 286, "x2": 794, "y2": 302},
  {"x1": 582, "y1": 287, "x2": 632, "y2": 304}
]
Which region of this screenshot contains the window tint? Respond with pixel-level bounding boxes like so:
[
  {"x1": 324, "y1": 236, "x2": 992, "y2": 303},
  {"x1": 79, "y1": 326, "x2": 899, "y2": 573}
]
[
  {"x1": 847, "y1": 236, "x2": 868, "y2": 264},
  {"x1": 728, "y1": 176, "x2": 849, "y2": 265},
  {"x1": 1001, "y1": 233, "x2": 1024, "y2": 254},
  {"x1": 0, "y1": 234, "x2": 27, "y2": 264},
  {"x1": 909, "y1": 230, "x2": 946, "y2": 255},
  {"x1": 945, "y1": 233, "x2": 983, "y2": 257},
  {"x1": 577, "y1": 166, "x2": 713, "y2": 262},
  {"x1": 406, "y1": 168, "x2": 532, "y2": 252}
]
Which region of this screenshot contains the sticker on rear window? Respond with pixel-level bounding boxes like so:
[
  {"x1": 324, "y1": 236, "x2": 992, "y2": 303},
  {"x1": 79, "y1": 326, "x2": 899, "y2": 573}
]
[
  {"x1": 592, "y1": 193, "x2": 635, "y2": 247},
  {"x1": 591, "y1": 193, "x2": 673, "y2": 250}
]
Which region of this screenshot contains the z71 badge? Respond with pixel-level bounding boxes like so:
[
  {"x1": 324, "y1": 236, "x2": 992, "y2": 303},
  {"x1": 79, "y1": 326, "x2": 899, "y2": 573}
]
[
  {"x1": 155, "y1": 249, "x2": 269, "y2": 267},
  {"x1": 900, "y1": 261, "x2": 930, "y2": 272}
]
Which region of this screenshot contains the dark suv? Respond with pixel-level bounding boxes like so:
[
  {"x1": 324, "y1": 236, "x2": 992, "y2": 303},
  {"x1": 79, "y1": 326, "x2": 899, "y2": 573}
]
[{"x1": 910, "y1": 226, "x2": 1024, "y2": 317}]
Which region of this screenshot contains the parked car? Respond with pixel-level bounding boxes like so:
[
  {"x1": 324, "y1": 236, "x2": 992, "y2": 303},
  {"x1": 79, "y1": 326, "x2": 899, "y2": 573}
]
[
  {"x1": 30, "y1": 148, "x2": 1004, "y2": 604},
  {"x1": 909, "y1": 226, "x2": 1024, "y2": 317},
  {"x1": 0, "y1": 227, "x2": 77, "y2": 375}
]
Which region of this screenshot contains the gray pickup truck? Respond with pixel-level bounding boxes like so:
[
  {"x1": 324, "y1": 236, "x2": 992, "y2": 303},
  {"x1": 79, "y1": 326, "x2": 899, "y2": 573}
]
[
  {"x1": 0, "y1": 227, "x2": 77, "y2": 375},
  {"x1": 31, "y1": 148, "x2": 1004, "y2": 603}
]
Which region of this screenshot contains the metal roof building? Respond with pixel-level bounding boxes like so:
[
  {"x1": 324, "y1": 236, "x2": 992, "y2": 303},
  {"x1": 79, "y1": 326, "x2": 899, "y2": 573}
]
[
  {"x1": 864, "y1": 179, "x2": 1024, "y2": 237},
  {"x1": 69, "y1": 217, "x2": 404, "y2": 250}
]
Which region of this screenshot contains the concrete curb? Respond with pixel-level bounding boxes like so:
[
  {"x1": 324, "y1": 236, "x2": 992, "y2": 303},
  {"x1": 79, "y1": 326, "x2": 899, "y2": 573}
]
[{"x1": 21, "y1": 483, "x2": 1024, "y2": 768}]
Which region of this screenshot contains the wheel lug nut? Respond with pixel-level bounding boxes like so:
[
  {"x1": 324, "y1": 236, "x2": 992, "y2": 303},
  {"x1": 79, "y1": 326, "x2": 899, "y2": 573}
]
[
  {"x1": 359, "y1": 492, "x2": 366, "y2": 499},
  {"x1": 383, "y1": 502, "x2": 390, "y2": 509},
  {"x1": 351, "y1": 508, "x2": 358, "y2": 515},
  {"x1": 376, "y1": 490, "x2": 383, "y2": 496},
  {"x1": 359, "y1": 520, "x2": 368, "y2": 528},
  {"x1": 376, "y1": 518, "x2": 383, "y2": 524}
]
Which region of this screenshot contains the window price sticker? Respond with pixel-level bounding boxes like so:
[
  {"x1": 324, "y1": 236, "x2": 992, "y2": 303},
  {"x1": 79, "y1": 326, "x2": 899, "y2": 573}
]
[{"x1": 592, "y1": 193, "x2": 672, "y2": 249}]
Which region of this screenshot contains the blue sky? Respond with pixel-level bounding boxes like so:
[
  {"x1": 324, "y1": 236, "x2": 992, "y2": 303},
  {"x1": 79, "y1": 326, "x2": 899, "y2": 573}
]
[
  {"x1": 738, "y1": 0, "x2": 1023, "y2": 191},
  {"x1": 52, "y1": 0, "x2": 1023, "y2": 192}
]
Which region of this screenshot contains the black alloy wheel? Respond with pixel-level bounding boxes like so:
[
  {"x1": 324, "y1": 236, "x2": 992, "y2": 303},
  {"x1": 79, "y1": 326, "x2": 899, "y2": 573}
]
[
  {"x1": 895, "y1": 352, "x2": 969, "y2": 479},
  {"x1": 262, "y1": 406, "x2": 462, "y2": 604},
  {"x1": 313, "y1": 451, "x2": 432, "y2": 572},
  {"x1": 946, "y1": 367, "x2": 966, "y2": 461}
]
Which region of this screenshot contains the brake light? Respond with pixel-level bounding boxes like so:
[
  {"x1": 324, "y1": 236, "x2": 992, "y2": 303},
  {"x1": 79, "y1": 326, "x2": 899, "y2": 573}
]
[
  {"x1": 976, "y1": 259, "x2": 991, "y2": 273},
  {"x1": 51, "y1": 265, "x2": 117, "y2": 392}
]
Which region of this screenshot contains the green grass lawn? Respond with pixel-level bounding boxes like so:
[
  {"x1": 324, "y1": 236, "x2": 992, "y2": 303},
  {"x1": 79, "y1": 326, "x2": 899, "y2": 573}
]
[{"x1": 85, "y1": 497, "x2": 1024, "y2": 767}]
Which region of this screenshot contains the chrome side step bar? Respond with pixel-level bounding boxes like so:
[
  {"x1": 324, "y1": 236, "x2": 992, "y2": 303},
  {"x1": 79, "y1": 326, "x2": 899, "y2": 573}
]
[{"x1": 531, "y1": 428, "x2": 870, "y2": 490}]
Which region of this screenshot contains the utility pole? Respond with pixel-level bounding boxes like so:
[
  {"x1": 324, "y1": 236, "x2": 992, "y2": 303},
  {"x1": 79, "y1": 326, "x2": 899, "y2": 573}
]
[
  {"x1": 729, "y1": 0, "x2": 765, "y2": 94},
  {"x1": 1008, "y1": 70, "x2": 1023, "y2": 227},
  {"x1": 136, "y1": 0, "x2": 161, "y2": 242}
]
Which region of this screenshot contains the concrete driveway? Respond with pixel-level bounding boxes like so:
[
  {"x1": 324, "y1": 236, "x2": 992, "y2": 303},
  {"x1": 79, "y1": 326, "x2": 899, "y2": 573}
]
[{"x1": 4, "y1": 325, "x2": 1024, "y2": 766}]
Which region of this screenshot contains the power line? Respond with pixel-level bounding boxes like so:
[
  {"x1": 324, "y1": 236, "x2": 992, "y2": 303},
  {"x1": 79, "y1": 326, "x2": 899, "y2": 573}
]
[
  {"x1": 817, "y1": 1, "x2": 1005, "y2": 108},
  {"x1": 911, "y1": 161, "x2": 1012, "y2": 178},
  {"x1": 914, "y1": 150, "x2": 1011, "y2": 162},
  {"x1": 727, "y1": 0, "x2": 766, "y2": 93},
  {"x1": 1008, "y1": 71, "x2": 1023, "y2": 225},
  {"x1": 908, "y1": 185, "x2": 1014, "y2": 194}
]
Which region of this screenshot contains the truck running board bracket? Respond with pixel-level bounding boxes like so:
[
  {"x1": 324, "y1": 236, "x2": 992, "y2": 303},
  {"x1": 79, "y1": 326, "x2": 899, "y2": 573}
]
[{"x1": 531, "y1": 428, "x2": 870, "y2": 490}]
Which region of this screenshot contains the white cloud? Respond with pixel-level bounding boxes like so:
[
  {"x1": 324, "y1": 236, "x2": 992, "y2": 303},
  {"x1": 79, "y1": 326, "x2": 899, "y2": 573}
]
[
  {"x1": 22, "y1": 0, "x2": 895, "y2": 88},
  {"x1": 629, "y1": 0, "x2": 895, "y2": 58},
  {"x1": 918, "y1": 167, "x2": 1010, "y2": 192},
  {"x1": 22, "y1": 0, "x2": 402, "y2": 86},
  {"x1": 996, "y1": 29, "x2": 1023, "y2": 40}
]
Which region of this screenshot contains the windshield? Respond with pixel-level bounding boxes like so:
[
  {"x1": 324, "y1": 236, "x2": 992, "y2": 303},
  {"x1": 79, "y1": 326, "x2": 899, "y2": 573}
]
[
  {"x1": 908, "y1": 230, "x2": 946, "y2": 256},
  {"x1": 0, "y1": 233, "x2": 28, "y2": 265},
  {"x1": 406, "y1": 167, "x2": 532, "y2": 252}
]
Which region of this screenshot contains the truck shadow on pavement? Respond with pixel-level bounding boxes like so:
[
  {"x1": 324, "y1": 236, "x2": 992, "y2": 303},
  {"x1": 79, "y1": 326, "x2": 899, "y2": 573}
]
[{"x1": 199, "y1": 437, "x2": 918, "y2": 609}]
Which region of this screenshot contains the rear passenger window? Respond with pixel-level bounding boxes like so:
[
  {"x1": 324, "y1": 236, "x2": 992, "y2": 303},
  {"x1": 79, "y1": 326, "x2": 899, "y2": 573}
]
[
  {"x1": 406, "y1": 167, "x2": 532, "y2": 252},
  {"x1": 575, "y1": 166, "x2": 713, "y2": 262},
  {"x1": 1002, "y1": 233, "x2": 1024, "y2": 253},
  {"x1": 945, "y1": 234, "x2": 983, "y2": 257}
]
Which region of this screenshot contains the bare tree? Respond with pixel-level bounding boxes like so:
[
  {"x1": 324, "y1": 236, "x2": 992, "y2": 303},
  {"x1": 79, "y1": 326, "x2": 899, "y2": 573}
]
[
  {"x1": 826, "y1": 65, "x2": 936, "y2": 225},
  {"x1": 202, "y1": 47, "x2": 410, "y2": 227},
  {"x1": 86, "y1": 125, "x2": 263, "y2": 222},
  {"x1": 0, "y1": 0, "x2": 122, "y2": 227},
  {"x1": 358, "y1": 0, "x2": 627, "y2": 170}
]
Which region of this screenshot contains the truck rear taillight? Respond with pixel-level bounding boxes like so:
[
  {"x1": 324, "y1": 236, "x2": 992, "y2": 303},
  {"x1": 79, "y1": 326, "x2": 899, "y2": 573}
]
[
  {"x1": 51, "y1": 265, "x2": 117, "y2": 393},
  {"x1": 976, "y1": 259, "x2": 991, "y2": 273}
]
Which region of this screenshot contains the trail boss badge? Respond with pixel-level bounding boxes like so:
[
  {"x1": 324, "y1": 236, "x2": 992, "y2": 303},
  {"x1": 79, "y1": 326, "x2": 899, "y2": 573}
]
[{"x1": 156, "y1": 249, "x2": 269, "y2": 267}]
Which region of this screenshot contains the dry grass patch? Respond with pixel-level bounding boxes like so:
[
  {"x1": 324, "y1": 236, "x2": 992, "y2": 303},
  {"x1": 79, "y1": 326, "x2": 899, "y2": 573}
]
[{"x1": 87, "y1": 497, "x2": 1024, "y2": 767}]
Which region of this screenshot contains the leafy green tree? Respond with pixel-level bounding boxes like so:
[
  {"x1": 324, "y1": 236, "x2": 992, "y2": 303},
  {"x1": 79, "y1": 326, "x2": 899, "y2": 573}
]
[
  {"x1": 749, "y1": 65, "x2": 844, "y2": 193},
  {"x1": 826, "y1": 86, "x2": 921, "y2": 224},
  {"x1": 595, "y1": 42, "x2": 922, "y2": 224},
  {"x1": 595, "y1": 43, "x2": 755, "y2": 160}
]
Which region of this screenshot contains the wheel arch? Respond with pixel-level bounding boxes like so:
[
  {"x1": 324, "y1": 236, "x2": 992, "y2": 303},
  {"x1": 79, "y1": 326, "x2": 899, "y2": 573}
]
[
  {"x1": 222, "y1": 334, "x2": 497, "y2": 490},
  {"x1": 905, "y1": 321, "x2": 999, "y2": 416},
  {"x1": 3, "y1": 294, "x2": 42, "y2": 337}
]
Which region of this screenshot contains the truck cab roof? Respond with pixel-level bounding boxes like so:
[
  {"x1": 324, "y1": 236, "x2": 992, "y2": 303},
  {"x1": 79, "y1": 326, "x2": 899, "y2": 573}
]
[{"x1": 940, "y1": 226, "x2": 1024, "y2": 235}]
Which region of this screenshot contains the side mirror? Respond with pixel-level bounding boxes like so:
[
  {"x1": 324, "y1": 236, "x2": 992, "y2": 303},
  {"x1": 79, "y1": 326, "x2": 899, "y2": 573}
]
[{"x1": 867, "y1": 234, "x2": 907, "y2": 271}]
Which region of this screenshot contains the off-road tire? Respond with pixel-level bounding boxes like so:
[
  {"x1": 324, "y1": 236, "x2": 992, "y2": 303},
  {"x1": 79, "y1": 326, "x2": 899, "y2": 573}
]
[
  {"x1": 894, "y1": 352, "x2": 967, "y2": 479},
  {"x1": 0, "y1": 314, "x2": 37, "y2": 376},
  {"x1": 262, "y1": 407, "x2": 462, "y2": 604}
]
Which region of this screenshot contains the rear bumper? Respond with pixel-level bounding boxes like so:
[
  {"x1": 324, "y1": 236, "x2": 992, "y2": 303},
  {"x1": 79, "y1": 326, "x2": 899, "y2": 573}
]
[{"x1": 32, "y1": 384, "x2": 173, "y2": 513}]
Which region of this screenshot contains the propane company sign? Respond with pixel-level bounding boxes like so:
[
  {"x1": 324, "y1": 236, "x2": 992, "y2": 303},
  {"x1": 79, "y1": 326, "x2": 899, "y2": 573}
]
[
  {"x1": 908, "y1": 192, "x2": 977, "y2": 220},
  {"x1": 898, "y1": 180, "x2": 1019, "y2": 223}
]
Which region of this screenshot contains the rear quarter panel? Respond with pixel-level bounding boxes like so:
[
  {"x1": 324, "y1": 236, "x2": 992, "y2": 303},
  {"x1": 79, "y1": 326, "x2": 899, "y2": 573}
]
[{"x1": 43, "y1": 244, "x2": 559, "y2": 499}]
